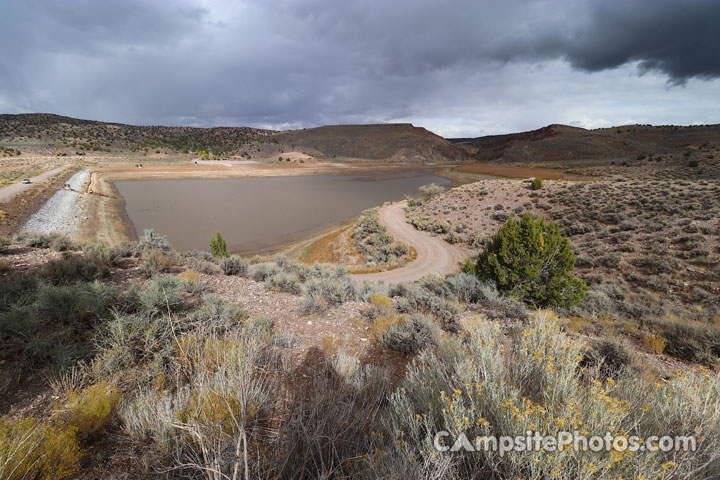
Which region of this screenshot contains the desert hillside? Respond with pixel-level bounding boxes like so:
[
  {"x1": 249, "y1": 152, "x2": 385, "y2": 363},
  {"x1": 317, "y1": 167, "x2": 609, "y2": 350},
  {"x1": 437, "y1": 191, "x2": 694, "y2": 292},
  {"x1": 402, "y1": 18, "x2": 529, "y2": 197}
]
[
  {"x1": 452, "y1": 123, "x2": 720, "y2": 165},
  {"x1": 267, "y1": 123, "x2": 468, "y2": 162},
  {"x1": 0, "y1": 114, "x2": 468, "y2": 163}
]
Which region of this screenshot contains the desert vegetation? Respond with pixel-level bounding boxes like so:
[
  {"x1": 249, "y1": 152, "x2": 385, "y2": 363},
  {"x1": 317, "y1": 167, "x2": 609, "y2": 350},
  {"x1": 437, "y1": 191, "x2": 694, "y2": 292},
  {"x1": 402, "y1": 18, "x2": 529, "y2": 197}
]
[
  {"x1": 2, "y1": 231, "x2": 719, "y2": 478},
  {"x1": 2, "y1": 113, "x2": 720, "y2": 479},
  {"x1": 352, "y1": 207, "x2": 414, "y2": 268}
]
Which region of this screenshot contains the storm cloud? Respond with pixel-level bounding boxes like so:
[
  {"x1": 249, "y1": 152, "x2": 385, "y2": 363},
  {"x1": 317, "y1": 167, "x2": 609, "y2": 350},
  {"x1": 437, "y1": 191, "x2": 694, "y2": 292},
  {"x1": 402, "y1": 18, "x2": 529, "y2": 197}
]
[{"x1": 0, "y1": 0, "x2": 718, "y2": 136}]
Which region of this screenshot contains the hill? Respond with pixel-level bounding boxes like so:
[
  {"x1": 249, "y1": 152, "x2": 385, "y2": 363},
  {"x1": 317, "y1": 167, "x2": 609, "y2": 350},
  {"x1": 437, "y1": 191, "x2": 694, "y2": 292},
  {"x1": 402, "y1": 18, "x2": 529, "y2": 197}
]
[
  {"x1": 0, "y1": 114, "x2": 469, "y2": 163},
  {"x1": 267, "y1": 123, "x2": 468, "y2": 163},
  {"x1": 0, "y1": 113, "x2": 274, "y2": 156},
  {"x1": 451, "y1": 123, "x2": 720, "y2": 164}
]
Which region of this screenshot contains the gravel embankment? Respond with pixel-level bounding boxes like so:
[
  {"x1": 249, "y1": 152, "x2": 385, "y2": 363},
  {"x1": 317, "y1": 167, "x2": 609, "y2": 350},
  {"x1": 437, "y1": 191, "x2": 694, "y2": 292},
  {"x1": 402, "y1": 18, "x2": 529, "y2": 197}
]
[{"x1": 23, "y1": 168, "x2": 90, "y2": 235}]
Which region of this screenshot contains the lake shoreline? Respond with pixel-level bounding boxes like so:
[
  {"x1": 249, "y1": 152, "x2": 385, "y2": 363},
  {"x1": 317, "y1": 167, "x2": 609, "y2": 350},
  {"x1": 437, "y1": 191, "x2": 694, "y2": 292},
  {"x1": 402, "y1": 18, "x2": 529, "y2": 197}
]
[{"x1": 81, "y1": 161, "x2": 575, "y2": 255}]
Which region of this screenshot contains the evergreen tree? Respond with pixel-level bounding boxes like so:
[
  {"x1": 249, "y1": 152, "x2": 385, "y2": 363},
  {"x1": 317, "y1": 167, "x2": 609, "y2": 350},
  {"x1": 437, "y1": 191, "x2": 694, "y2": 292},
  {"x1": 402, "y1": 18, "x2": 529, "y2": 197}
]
[
  {"x1": 209, "y1": 231, "x2": 229, "y2": 258},
  {"x1": 476, "y1": 212, "x2": 586, "y2": 308}
]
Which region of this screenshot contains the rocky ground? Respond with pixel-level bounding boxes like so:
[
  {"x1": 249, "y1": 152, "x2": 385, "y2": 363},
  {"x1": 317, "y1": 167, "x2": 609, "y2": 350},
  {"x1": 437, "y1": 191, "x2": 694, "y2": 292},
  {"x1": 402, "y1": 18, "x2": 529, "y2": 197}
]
[{"x1": 22, "y1": 168, "x2": 90, "y2": 235}]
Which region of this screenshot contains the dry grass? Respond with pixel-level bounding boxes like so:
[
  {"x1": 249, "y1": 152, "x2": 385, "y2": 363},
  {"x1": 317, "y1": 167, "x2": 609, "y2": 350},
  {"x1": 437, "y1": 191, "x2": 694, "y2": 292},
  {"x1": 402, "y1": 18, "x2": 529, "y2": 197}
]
[{"x1": 298, "y1": 225, "x2": 356, "y2": 265}]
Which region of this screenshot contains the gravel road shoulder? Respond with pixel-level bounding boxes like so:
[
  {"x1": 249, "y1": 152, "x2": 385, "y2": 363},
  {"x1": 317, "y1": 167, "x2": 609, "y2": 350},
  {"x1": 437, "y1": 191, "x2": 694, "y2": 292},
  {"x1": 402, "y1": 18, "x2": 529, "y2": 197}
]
[{"x1": 22, "y1": 168, "x2": 90, "y2": 236}]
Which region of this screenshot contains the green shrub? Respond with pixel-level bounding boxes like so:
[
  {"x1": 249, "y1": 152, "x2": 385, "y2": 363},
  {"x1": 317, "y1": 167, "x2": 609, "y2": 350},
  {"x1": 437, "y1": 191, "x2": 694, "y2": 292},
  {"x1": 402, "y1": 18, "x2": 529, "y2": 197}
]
[
  {"x1": 82, "y1": 242, "x2": 120, "y2": 266},
  {"x1": 531, "y1": 177, "x2": 543, "y2": 190},
  {"x1": 187, "y1": 294, "x2": 247, "y2": 332},
  {"x1": 353, "y1": 208, "x2": 412, "y2": 266},
  {"x1": 265, "y1": 271, "x2": 301, "y2": 294},
  {"x1": 378, "y1": 314, "x2": 440, "y2": 354},
  {"x1": 43, "y1": 253, "x2": 109, "y2": 284},
  {"x1": 0, "y1": 281, "x2": 119, "y2": 371},
  {"x1": 689, "y1": 159, "x2": 699, "y2": 167},
  {"x1": 302, "y1": 276, "x2": 356, "y2": 312},
  {"x1": 220, "y1": 255, "x2": 248, "y2": 275},
  {"x1": 443, "y1": 273, "x2": 483, "y2": 303},
  {"x1": 15, "y1": 232, "x2": 53, "y2": 248},
  {"x1": 92, "y1": 309, "x2": 171, "y2": 376},
  {"x1": 209, "y1": 231, "x2": 229, "y2": 258},
  {"x1": 138, "y1": 276, "x2": 185, "y2": 316},
  {"x1": 475, "y1": 212, "x2": 587, "y2": 308},
  {"x1": 249, "y1": 262, "x2": 281, "y2": 282}
]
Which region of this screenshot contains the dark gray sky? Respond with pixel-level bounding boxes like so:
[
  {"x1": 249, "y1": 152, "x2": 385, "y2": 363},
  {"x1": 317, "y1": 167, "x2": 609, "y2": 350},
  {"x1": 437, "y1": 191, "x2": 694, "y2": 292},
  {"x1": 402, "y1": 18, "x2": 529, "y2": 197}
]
[{"x1": 1, "y1": 0, "x2": 719, "y2": 137}]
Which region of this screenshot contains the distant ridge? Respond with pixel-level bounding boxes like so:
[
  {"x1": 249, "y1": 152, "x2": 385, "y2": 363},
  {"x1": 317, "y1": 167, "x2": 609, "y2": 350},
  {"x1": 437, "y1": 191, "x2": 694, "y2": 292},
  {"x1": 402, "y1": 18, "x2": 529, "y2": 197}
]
[
  {"x1": 451, "y1": 123, "x2": 720, "y2": 163},
  {"x1": 0, "y1": 114, "x2": 468, "y2": 163}
]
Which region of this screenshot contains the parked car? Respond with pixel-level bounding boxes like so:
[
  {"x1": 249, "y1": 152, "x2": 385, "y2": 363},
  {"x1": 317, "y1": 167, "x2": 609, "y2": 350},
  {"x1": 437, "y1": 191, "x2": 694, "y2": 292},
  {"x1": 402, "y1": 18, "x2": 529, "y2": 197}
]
[{"x1": 22, "y1": 178, "x2": 31, "y2": 184}]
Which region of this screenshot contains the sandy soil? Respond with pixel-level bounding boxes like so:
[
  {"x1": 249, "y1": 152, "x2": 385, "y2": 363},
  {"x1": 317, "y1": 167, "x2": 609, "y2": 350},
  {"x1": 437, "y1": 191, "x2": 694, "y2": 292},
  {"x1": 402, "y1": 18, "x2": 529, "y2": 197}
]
[
  {"x1": 351, "y1": 201, "x2": 471, "y2": 283},
  {"x1": 0, "y1": 165, "x2": 69, "y2": 202}
]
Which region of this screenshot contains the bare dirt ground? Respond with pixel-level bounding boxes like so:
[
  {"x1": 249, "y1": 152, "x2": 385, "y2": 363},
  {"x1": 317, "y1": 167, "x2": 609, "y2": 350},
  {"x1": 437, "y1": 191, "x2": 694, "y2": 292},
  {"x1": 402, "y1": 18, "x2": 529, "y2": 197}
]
[
  {"x1": 0, "y1": 164, "x2": 69, "y2": 202},
  {"x1": 351, "y1": 201, "x2": 471, "y2": 283},
  {"x1": 453, "y1": 163, "x2": 589, "y2": 180}
]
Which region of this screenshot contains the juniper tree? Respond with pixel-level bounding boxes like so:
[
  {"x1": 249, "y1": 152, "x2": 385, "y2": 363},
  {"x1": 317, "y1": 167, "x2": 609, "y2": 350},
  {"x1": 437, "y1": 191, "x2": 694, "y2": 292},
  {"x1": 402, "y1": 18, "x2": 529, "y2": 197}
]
[{"x1": 475, "y1": 212, "x2": 586, "y2": 308}]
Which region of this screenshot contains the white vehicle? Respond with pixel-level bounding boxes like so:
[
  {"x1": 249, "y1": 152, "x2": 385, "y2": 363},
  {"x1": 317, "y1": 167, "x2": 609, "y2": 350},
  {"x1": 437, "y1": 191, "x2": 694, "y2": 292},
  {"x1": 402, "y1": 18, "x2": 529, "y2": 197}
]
[{"x1": 22, "y1": 178, "x2": 31, "y2": 184}]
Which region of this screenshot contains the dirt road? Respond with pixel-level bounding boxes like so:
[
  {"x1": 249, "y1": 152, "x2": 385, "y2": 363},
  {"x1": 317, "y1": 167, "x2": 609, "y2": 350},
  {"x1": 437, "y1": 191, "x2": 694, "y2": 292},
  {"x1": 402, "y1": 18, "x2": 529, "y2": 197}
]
[
  {"x1": 0, "y1": 165, "x2": 69, "y2": 203},
  {"x1": 352, "y1": 201, "x2": 470, "y2": 283}
]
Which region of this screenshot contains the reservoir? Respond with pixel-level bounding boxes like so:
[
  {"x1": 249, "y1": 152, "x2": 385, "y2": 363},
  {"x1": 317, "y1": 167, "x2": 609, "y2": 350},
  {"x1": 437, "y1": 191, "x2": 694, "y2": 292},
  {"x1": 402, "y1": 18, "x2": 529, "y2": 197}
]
[{"x1": 114, "y1": 170, "x2": 451, "y2": 253}]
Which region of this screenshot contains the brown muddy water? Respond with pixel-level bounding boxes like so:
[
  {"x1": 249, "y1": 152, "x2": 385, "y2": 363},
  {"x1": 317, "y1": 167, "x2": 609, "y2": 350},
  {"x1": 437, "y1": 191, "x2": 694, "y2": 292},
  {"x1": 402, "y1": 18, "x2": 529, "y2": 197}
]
[{"x1": 114, "y1": 170, "x2": 452, "y2": 254}]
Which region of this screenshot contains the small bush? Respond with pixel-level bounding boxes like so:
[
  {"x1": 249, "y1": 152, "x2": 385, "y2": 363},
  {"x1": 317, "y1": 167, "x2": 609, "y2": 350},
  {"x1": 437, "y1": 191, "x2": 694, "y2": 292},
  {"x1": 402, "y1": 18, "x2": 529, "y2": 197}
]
[
  {"x1": 265, "y1": 271, "x2": 301, "y2": 294},
  {"x1": 443, "y1": 273, "x2": 483, "y2": 303},
  {"x1": 303, "y1": 276, "x2": 356, "y2": 310},
  {"x1": 209, "y1": 231, "x2": 229, "y2": 258},
  {"x1": 644, "y1": 333, "x2": 667, "y2": 354},
  {"x1": 583, "y1": 339, "x2": 633, "y2": 378},
  {"x1": 475, "y1": 212, "x2": 587, "y2": 308},
  {"x1": 418, "y1": 183, "x2": 445, "y2": 200},
  {"x1": 249, "y1": 262, "x2": 281, "y2": 282},
  {"x1": 64, "y1": 381, "x2": 121, "y2": 442},
  {"x1": 220, "y1": 255, "x2": 248, "y2": 276},
  {"x1": 378, "y1": 314, "x2": 440, "y2": 354},
  {"x1": 0, "y1": 416, "x2": 81, "y2": 480},
  {"x1": 50, "y1": 236, "x2": 76, "y2": 252},
  {"x1": 138, "y1": 275, "x2": 185, "y2": 316},
  {"x1": 138, "y1": 229, "x2": 169, "y2": 251},
  {"x1": 139, "y1": 248, "x2": 176, "y2": 278},
  {"x1": 531, "y1": 177, "x2": 543, "y2": 190},
  {"x1": 652, "y1": 319, "x2": 720, "y2": 363},
  {"x1": 15, "y1": 232, "x2": 52, "y2": 248},
  {"x1": 43, "y1": 253, "x2": 109, "y2": 284},
  {"x1": 187, "y1": 294, "x2": 247, "y2": 332},
  {"x1": 364, "y1": 293, "x2": 395, "y2": 319}
]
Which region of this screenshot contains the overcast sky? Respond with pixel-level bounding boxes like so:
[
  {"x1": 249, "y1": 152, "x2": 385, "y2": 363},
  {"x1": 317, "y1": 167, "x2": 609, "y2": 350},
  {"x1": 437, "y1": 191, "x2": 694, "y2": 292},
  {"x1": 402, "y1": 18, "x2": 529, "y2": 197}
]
[{"x1": 1, "y1": 0, "x2": 719, "y2": 137}]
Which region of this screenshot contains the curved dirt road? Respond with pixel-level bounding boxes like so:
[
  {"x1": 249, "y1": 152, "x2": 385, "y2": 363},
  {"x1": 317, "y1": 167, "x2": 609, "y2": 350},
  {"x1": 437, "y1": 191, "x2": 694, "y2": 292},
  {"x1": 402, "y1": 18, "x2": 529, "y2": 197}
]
[{"x1": 352, "y1": 201, "x2": 470, "y2": 283}]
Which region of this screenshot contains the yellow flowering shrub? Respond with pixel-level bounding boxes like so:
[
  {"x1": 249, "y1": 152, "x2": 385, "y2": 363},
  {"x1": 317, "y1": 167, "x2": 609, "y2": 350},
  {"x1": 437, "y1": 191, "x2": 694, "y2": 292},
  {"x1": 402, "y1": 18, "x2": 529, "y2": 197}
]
[
  {"x1": 376, "y1": 311, "x2": 720, "y2": 479},
  {"x1": 0, "y1": 416, "x2": 81, "y2": 480},
  {"x1": 64, "y1": 381, "x2": 121, "y2": 442}
]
